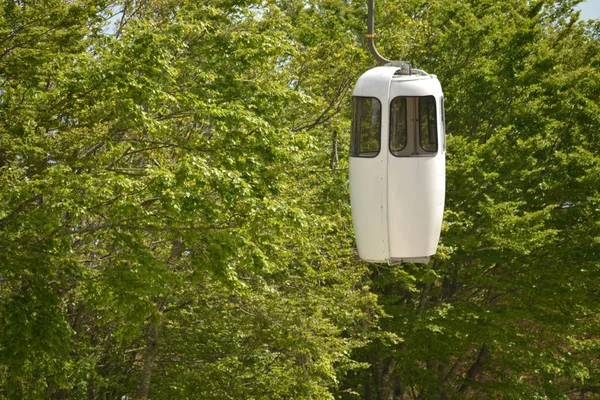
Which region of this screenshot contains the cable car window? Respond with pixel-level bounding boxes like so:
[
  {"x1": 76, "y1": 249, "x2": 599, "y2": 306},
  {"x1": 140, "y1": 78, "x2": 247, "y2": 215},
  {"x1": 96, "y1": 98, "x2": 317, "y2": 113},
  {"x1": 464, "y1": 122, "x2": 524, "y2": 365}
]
[
  {"x1": 390, "y1": 97, "x2": 407, "y2": 155},
  {"x1": 350, "y1": 97, "x2": 381, "y2": 157},
  {"x1": 441, "y1": 96, "x2": 446, "y2": 152},
  {"x1": 441, "y1": 96, "x2": 445, "y2": 124},
  {"x1": 419, "y1": 96, "x2": 437, "y2": 152},
  {"x1": 389, "y1": 96, "x2": 438, "y2": 157}
]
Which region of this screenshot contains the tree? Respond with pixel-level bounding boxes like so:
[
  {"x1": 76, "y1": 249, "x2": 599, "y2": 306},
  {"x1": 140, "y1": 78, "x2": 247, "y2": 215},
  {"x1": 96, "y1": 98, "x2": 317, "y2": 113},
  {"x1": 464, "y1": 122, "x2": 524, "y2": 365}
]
[
  {"x1": 341, "y1": 0, "x2": 600, "y2": 398},
  {"x1": 2, "y1": 0, "x2": 600, "y2": 398},
  {"x1": 0, "y1": 0, "x2": 376, "y2": 398}
]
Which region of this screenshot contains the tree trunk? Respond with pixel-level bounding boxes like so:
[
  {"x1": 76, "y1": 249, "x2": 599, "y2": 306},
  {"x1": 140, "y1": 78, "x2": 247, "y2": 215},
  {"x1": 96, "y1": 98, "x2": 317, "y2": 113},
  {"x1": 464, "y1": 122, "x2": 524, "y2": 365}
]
[
  {"x1": 458, "y1": 344, "x2": 490, "y2": 393},
  {"x1": 376, "y1": 357, "x2": 397, "y2": 400},
  {"x1": 393, "y1": 375, "x2": 404, "y2": 399},
  {"x1": 330, "y1": 129, "x2": 339, "y2": 170},
  {"x1": 135, "y1": 323, "x2": 158, "y2": 399}
]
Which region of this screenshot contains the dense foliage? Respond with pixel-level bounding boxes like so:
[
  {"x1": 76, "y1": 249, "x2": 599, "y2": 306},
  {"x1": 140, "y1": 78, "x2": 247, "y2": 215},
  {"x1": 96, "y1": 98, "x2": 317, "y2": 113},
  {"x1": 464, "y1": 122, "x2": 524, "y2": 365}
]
[{"x1": 0, "y1": 0, "x2": 598, "y2": 399}]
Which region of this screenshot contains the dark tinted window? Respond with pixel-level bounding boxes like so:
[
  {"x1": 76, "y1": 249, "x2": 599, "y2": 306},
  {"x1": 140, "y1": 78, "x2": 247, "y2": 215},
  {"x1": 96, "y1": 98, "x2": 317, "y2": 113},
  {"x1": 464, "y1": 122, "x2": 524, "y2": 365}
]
[
  {"x1": 350, "y1": 97, "x2": 381, "y2": 157},
  {"x1": 389, "y1": 95, "x2": 438, "y2": 157},
  {"x1": 441, "y1": 96, "x2": 446, "y2": 152},
  {"x1": 419, "y1": 96, "x2": 437, "y2": 152},
  {"x1": 390, "y1": 97, "x2": 407, "y2": 155}
]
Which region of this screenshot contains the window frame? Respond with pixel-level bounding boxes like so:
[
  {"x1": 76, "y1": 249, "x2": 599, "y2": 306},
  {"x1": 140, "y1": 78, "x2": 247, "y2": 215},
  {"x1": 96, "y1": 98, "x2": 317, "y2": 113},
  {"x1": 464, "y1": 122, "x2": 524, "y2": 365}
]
[
  {"x1": 441, "y1": 96, "x2": 446, "y2": 152},
  {"x1": 388, "y1": 95, "x2": 439, "y2": 157},
  {"x1": 389, "y1": 96, "x2": 408, "y2": 156},
  {"x1": 350, "y1": 96, "x2": 382, "y2": 158},
  {"x1": 418, "y1": 96, "x2": 438, "y2": 153}
]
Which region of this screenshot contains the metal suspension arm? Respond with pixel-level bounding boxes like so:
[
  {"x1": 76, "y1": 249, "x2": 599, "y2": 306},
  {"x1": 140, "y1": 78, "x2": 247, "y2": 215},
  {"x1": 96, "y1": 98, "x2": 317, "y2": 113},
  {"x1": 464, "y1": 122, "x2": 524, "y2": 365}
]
[{"x1": 367, "y1": 0, "x2": 411, "y2": 74}]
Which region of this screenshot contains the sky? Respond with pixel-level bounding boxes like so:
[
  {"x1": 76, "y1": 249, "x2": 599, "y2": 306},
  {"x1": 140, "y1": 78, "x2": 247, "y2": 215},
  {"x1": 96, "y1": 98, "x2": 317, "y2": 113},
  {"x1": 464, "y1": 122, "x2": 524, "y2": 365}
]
[{"x1": 576, "y1": 0, "x2": 600, "y2": 19}]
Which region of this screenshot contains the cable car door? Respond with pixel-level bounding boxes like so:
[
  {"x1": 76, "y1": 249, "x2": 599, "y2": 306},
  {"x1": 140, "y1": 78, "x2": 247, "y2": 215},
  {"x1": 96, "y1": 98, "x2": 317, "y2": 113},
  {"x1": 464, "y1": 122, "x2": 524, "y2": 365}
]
[{"x1": 387, "y1": 89, "x2": 445, "y2": 262}]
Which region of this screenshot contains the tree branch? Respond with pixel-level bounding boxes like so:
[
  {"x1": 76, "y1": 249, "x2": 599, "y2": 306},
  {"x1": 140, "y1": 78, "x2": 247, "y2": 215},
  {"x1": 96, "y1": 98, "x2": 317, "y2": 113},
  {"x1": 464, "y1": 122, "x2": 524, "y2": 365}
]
[{"x1": 458, "y1": 344, "x2": 490, "y2": 393}]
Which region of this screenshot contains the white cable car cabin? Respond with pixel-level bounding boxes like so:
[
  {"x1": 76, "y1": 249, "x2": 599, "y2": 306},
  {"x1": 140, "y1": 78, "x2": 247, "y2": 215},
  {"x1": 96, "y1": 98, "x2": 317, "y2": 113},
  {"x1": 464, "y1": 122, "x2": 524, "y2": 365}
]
[{"x1": 349, "y1": 66, "x2": 445, "y2": 264}]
